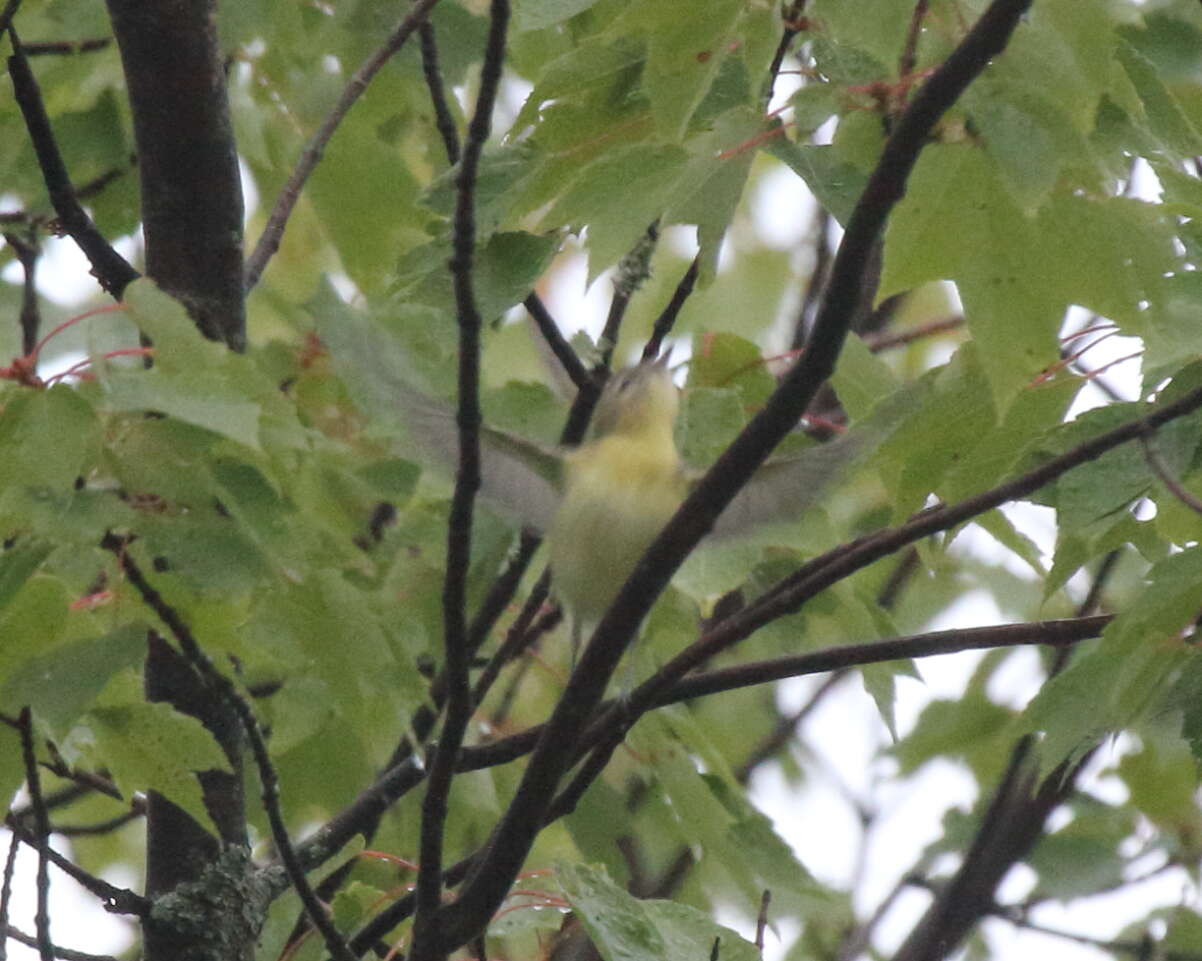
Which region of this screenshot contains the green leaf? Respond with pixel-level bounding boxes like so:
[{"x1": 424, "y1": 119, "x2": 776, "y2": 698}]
[
  {"x1": 541, "y1": 143, "x2": 689, "y2": 277},
  {"x1": 0, "y1": 575, "x2": 72, "y2": 684},
  {"x1": 0, "y1": 386, "x2": 100, "y2": 517},
  {"x1": 89, "y1": 699, "x2": 232, "y2": 837},
  {"x1": 625, "y1": 0, "x2": 745, "y2": 141},
  {"x1": 512, "y1": 0, "x2": 604, "y2": 34},
  {"x1": 558, "y1": 862, "x2": 760, "y2": 961},
  {"x1": 0, "y1": 624, "x2": 146, "y2": 739},
  {"x1": 1022, "y1": 546, "x2": 1202, "y2": 774}
]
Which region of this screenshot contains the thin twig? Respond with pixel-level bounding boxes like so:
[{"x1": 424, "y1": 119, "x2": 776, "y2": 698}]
[
  {"x1": 418, "y1": 19, "x2": 460, "y2": 165},
  {"x1": 763, "y1": 0, "x2": 809, "y2": 106},
  {"x1": 244, "y1": 0, "x2": 443, "y2": 290},
  {"x1": 411, "y1": 0, "x2": 509, "y2": 954},
  {"x1": 898, "y1": 1, "x2": 931, "y2": 88},
  {"x1": 642, "y1": 255, "x2": 699, "y2": 361},
  {"x1": 1143, "y1": 434, "x2": 1202, "y2": 515},
  {"x1": 100, "y1": 536, "x2": 352, "y2": 958},
  {"x1": 863, "y1": 314, "x2": 963, "y2": 352},
  {"x1": 524, "y1": 293, "x2": 591, "y2": 392},
  {"x1": 5, "y1": 30, "x2": 138, "y2": 298},
  {"x1": 17, "y1": 709, "x2": 52, "y2": 961},
  {"x1": 989, "y1": 908, "x2": 1202, "y2": 961},
  {"x1": 21, "y1": 37, "x2": 110, "y2": 56},
  {"x1": 2, "y1": 229, "x2": 40, "y2": 355},
  {"x1": 0, "y1": 0, "x2": 21, "y2": 37},
  {"x1": 599, "y1": 223, "x2": 658, "y2": 367},
  {"x1": 791, "y1": 206, "x2": 831, "y2": 351},
  {"x1": 755, "y1": 890, "x2": 771, "y2": 951},
  {"x1": 3, "y1": 817, "x2": 148, "y2": 917},
  {"x1": 2, "y1": 925, "x2": 119, "y2": 961},
  {"x1": 1, "y1": 829, "x2": 18, "y2": 954}
]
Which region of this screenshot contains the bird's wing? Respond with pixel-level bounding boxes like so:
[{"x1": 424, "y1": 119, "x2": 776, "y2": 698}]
[
  {"x1": 706, "y1": 428, "x2": 874, "y2": 538},
  {"x1": 312, "y1": 298, "x2": 564, "y2": 532},
  {"x1": 398, "y1": 387, "x2": 564, "y2": 535},
  {"x1": 702, "y1": 381, "x2": 926, "y2": 538}
]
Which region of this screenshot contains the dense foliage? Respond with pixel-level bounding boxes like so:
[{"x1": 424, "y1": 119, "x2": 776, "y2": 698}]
[{"x1": 4, "y1": 1, "x2": 1202, "y2": 960}]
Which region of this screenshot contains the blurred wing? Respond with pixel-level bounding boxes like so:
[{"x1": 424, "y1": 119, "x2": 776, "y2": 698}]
[
  {"x1": 707, "y1": 429, "x2": 873, "y2": 538},
  {"x1": 705, "y1": 379, "x2": 926, "y2": 537},
  {"x1": 398, "y1": 386, "x2": 564, "y2": 534}
]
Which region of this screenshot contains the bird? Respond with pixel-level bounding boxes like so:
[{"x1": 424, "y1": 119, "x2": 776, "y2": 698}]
[{"x1": 397, "y1": 353, "x2": 881, "y2": 661}]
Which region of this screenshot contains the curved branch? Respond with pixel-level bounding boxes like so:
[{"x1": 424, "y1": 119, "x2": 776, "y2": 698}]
[
  {"x1": 244, "y1": 0, "x2": 442, "y2": 291},
  {"x1": 337, "y1": 614, "x2": 1105, "y2": 950},
  {"x1": 6, "y1": 32, "x2": 138, "y2": 299}
]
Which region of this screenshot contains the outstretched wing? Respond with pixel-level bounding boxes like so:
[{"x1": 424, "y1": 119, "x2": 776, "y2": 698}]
[
  {"x1": 703, "y1": 380, "x2": 926, "y2": 537},
  {"x1": 707, "y1": 428, "x2": 874, "y2": 537},
  {"x1": 398, "y1": 387, "x2": 564, "y2": 535}
]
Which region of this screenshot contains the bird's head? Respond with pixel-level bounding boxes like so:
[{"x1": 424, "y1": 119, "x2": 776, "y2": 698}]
[{"x1": 590, "y1": 354, "x2": 679, "y2": 441}]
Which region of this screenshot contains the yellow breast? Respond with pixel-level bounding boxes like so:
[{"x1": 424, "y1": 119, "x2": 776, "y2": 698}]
[{"x1": 548, "y1": 433, "x2": 687, "y2": 624}]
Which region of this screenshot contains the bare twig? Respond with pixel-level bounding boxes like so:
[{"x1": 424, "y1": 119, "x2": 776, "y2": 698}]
[
  {"x1": 4, "y1": 817, "x2": 148, "y2": 917},
  {"x1": 6, "y1": 31, "x2": 138, "y2": 298},
  {"x1": 21, "y1": 37, "x2": 110, "y2": 55},
  {"x1": 764, "y1": 0, "x2": 809, "y2": 106},
  {"x1": 101, "y1": 536, "x2": 351, "y2": 959},
  {"x1": 898, "y1": 1, "x2": 931, "y2": 88},
  {"x1": 244, "y1": 0, "x2": 443, "y2": 290},
  {"x1": 863, "y1": 314, "x2": 963, "y2": 352},
  {"x1": 0, "y1": 0, "x2": 21, "y2": 37},
  {"x1": 17, "y1": 708, "x2": 52, "y2": 961},
  {"x1": 411, "y1": 0, "x2": 509, "y2": 954},
  {"x1": 641, "y1": 255, "x2": 699, "y2": 361},
  {"x1": 2, "y1": 925, "x2": 119, "y2": 961},
  {"x1": 754, "y1": 890, "x2": 771, "y2": 951},
  {"x1": 989, "y1": 908, "x2": 1202, "y2": 961},
  {"x1": 598, "y1": 222, "x2": 659, "y2": 367},
  {"x1": 418, "y1": 19, "x2": 460, "y2": 165},
  {"x1": 525, "y1": 293, "x2": 591, "y2": 392},
  {"x1": 1143, "y1": 434, "x2": 1202, "y2": 515},
  {"x1": 1, "y1": 829, "x2": 18, "y2": 953},
  {"x1": 2, "y1": 228, "x2": 40, "y2": 354}
]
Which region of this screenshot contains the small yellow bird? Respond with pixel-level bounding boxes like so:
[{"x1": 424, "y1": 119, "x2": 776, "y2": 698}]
[{"x1": 398, "y1": 354, "x2": 876, "y2": 653}]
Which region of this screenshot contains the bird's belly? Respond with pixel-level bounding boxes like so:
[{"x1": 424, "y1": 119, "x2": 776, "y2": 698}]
[{"x1": 549, "y1": 463, "x2": 684, "y2": 624}]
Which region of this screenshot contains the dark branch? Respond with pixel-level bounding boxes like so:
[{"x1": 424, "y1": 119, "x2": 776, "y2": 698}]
[
  {"x1": 101, "y1": 536, "x2": 352, "y2": 959},
  {"x1": 105, "y1": 0, "x2": 244, "y2": 346},
  {"x1": 6, "y1": 32, "x2": 138, "y2": 299},
  {"x1": 3, "y1": 817, "x2": 148, "y2": 917},
  {"x1": 418, "y1": 19, "x2": 460, "y2": 165},
  {"x1": 641, "y1": 255, "x2": 699, "y2": 362},
  {"x1": 17, "y1": 708, "x2": 53, "y2": 961},
  {"x1": 412, "y1": 1, "x2": 509, "y2": 954},
  {"x1": 2, "y1": 925, "x2": 120, "y2": 961},
  {"x1": 341, "y1": 613, "x2": 1106, "y2": 947}
]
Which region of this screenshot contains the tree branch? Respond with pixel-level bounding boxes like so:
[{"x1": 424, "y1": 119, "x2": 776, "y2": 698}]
[
  {"x1": 340, "y1": 613, "x2": 1105, "y2": 949},
  {"x1": 641, "y1": 255, "x2": 699, "y2": 362},
  {"x1": 102, "y1": 536, "x2": 352, "y2": 960},
  {"x1": 412, "y1": 1, "x2": 508, "y2": 955},
  {"x1": 6, "y1": 31, "x2": 138, "y2": 299},
  {"x1": 3, "y1": 817, "x2": 149, "y2": 917},
  {"x1": 2, "y1": 925, "x2": 120, "y2": 961},
  {"x1": 244, "y1": 0, "x2": 443, "y2": 291},
  {"x1": 16, "y1": 708, "x2": 52, "y2": 961},
  {"x1": 104, "y1": 0, "x2": 244, "y2": 347}
]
